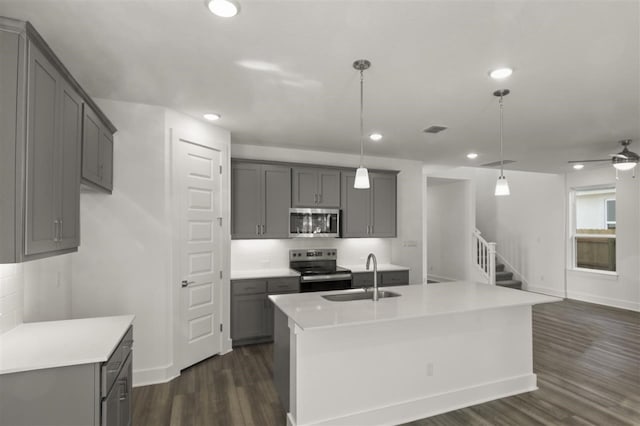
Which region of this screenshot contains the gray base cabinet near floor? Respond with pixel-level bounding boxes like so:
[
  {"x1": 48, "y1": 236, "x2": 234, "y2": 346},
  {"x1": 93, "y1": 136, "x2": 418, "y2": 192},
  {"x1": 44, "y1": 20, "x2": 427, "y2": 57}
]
[
  {"x1": 0, "y1": 326, "x2": 133, "y2": 426},
  {"x1": 231, "y1": 277, "x2": 299, "y2": 346},
  {"x1": 352, "y1": 270, "x2": 409, "y2": 287}
]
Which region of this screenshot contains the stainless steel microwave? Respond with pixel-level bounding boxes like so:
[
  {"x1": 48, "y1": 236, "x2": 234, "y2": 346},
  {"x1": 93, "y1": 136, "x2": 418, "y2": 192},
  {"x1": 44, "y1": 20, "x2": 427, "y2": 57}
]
[{"x1": 289, "y1": 208, "x2": 340, "y2": 238}]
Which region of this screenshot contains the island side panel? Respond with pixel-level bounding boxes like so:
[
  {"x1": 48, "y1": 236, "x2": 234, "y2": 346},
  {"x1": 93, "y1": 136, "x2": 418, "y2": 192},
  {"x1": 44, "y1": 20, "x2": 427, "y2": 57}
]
[
  {"x1": 273, "y1": 305, "x2": 291, "y2": 411},
  {"x1": 292, "y1": 305, "x2": 535, "y2": 426}
]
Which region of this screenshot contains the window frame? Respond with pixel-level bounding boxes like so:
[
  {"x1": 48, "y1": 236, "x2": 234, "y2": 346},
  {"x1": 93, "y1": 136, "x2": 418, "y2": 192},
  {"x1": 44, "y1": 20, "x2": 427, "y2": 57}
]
[{"x1": 570, "y1": 186, "x2": 617, "y2": 274}]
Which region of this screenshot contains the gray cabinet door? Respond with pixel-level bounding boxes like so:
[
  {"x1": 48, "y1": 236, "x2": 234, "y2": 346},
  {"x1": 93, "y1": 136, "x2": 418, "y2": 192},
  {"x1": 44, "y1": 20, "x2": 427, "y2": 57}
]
[
  {"x1": 100, "y1": 130, "x2": 114, "y2": 191},
  {"x1": 82, "y1": 105, "x2": 101, "y2": 185},
  {"x1": 341, "y1": 172, "x2": 371, "y2": 238},
  {"x1": 317, "y1": 169, "x2": 340, "y2": 207},
  {"x1": 262, "y1": 164, "x2": 291, "y2": 238},
  {"x1": 292, "y1": 167, "x2": 340, "y2": 207},
  {"x1": 231, "y1": 293, "x2": 269, "y2": 341},
  {"x1": 291, "y1": 167, "x2": 318, "y2": 207},
  {"x1": 231, "y1": 162, "x2": 262, "y2": 238},
  {"x1": 370, "y1": 173, "x2": 397, "y2": 237},
  {"x1": 24, "y1": 45, "x2": 59, "y2": 255},
  {"x1": 57, "y1": 80, "x2": 82, "y2": 250},
  {"x1": 380, "y1": 270, "x2": 409, "y2": 286},
  {"x1": 82, "y1": 105, "x2": 114, "y2": 192}
]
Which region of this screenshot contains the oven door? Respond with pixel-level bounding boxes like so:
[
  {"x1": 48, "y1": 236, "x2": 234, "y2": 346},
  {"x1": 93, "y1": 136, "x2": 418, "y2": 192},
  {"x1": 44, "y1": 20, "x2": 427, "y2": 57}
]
[{"x1": 299, "y1": 273, "x2": 352, "y2": 292}]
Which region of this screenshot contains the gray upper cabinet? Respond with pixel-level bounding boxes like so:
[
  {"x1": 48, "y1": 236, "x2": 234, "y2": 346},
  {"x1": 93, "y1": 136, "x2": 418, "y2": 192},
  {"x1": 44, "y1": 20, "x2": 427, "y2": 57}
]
[
  {"x1": 341, "y1": 171, "x2": 397, "y2": 238},
  {"x1": 292, "y1": 167, "x2": 340, "y2": 207},
  {"x1": 231, "y1": 161, "x2": 291, "y2": 239},
  {"x1": 82, "y1": 103, "x2": 114, "y2": 192},
  {"x1": 0, "y1": 17, "x2": 116, "y2": 263},
  {"x1": 24, "y1": 36, "x2": 82, "y2": 257}
]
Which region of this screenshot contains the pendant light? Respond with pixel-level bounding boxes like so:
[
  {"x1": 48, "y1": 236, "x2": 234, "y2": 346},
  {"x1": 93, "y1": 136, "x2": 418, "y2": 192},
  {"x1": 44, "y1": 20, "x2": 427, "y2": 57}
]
[
  {"x1": 353, "y1": 59, "x2": 371, "y2": 189},
  {"x1": 494, "y1": 89, "x2": 511, "y2": 196}
]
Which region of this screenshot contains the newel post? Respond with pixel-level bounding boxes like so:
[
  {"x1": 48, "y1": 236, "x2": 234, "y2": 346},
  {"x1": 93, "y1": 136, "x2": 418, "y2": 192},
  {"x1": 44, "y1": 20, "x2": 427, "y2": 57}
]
[{"x1": 488, "y1": 242, "x2": 497, "y2": 285}]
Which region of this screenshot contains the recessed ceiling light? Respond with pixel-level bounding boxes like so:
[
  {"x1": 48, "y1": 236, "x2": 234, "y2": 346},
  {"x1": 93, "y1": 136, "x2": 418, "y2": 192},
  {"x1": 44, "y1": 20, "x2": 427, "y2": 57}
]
[
  {"x1": 369, "y1": 133, "x2": 383, "y2": 141},
  {"x1": 489, "y1": 67, "x2": 513, "y2": 80},
  {"x1": 573, "y1": 164, "x2": 584, "y2": 170},
  {"x1": 466, "y1": 152, "x2": 478, "y2": 159},
  {"x1": 204, "y1": 113, "x2": 221, "y2": 121},
  {"x1": 206, "y1": 0, "x2": 239, "y2": 18}
]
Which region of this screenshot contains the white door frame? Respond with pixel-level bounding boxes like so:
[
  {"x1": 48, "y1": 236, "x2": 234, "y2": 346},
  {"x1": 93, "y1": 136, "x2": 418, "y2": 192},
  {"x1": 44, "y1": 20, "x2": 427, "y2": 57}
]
[{"x1": 168, "y1": 123, "x2": 231, "y2": 378}]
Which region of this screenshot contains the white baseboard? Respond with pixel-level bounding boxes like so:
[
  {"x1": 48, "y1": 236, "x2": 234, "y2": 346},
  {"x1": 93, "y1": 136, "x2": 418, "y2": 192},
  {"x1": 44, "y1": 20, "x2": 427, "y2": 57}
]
[
  {"x1": 288, "y1": 374, "x2": 537, "y2": 426},
  {"x1": 133, "y1": 364, "x2": 179, "y2": 388},
  {"x1": 525, "y1": 285, "x2": 565, "y2": 298},
  {"x1": 566, "y1": 290, "x2": 640, "y2": 312}
]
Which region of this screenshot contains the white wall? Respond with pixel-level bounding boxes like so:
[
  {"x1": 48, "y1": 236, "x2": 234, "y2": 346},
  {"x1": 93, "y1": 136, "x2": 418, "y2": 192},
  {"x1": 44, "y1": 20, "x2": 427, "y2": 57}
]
[
  {"x1": 566, "y1": 167, "x2": 640, "y2": 311},
  {"x1": 71, "y1": 100, "x2": 173, "y2": 384},
  {"x1": 1, "y1": 255, "x2": 73, "y2": 334},
  {"x1": 230, "y1": 144, "x2": 424, "y2": 284},
  {"x1": 426, "y1": 179, "x2": 471, "y2": 281},
  {"x1": 423, "y1": 166, "x2": 566, "y2": 298},
  {"x1": 71, "y1": 100, "x2": 232, "y2": 385}
]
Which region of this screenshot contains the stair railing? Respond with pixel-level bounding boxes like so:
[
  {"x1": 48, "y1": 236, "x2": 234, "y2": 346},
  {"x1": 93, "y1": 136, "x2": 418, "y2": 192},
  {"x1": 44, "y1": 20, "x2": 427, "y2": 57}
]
[{"x1": 472, "y1": 229, "x2": 496, "y2": 285}]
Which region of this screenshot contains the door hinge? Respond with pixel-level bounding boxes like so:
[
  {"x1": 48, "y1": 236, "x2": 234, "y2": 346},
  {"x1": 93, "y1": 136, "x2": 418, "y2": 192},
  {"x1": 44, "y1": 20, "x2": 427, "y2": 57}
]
[
  {"x1": 219, "y1": 323, "x2": 223, "y2": 332},
  {"x1": 219, "y1": 165, "x2": 223, "y2": 174},
  {"x1": 217, "y1": 217, "x2": 222, "y2": 226},
  {"x1": 219, "y1": 270, "x2": 223, "y2": 279}
]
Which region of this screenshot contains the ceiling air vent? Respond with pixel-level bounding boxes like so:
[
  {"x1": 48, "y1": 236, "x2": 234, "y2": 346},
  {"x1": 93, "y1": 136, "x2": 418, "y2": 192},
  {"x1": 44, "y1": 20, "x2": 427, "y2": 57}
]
[
  {"x1": 423, "y1": 125, "x2": 448, "y2": 134},
  {"x1": 480, "y1": 160, "x2": 516, "y2": 168}
]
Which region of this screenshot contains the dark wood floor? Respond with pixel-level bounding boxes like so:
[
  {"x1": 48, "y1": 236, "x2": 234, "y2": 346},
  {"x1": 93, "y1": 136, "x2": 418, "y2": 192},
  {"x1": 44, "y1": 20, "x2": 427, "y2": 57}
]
[{"x1": 133, "y1": 300, "x2": 640, "y2": 425}]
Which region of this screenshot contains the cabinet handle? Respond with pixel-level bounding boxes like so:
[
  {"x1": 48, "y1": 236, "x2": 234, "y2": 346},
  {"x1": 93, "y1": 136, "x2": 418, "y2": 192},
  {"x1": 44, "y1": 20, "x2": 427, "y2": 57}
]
[
  {"x1": 99, "y1": 164, "x2": 104, "y2": 179},
  {"x1": 256, "y1": 224, "x2": 259, "y2": 235},
  {"x1": 59, "y1": 219, "x2": 63, "y2": 240},
  {"x1": 119, "y1": 378, "x2": 128, "y2": 401},
  {"x1": 53, "y1": 220, "x2": 59, "y2": 242},
  {"x1": 261, "y1": 224, "x2": 265, "y2": 234},
  {"x1": 318, "y1": 194, "x2": 322, "y2": 204},
  {"x1": 370, "y1": 225, "x2": 373, "y2": 235}
]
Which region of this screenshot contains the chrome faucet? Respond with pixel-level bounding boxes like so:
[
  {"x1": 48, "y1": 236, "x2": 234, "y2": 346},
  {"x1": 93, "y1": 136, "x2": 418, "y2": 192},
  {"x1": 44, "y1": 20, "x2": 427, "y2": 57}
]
[{"x1": 366, "y1": 253, "x2": 379, "y2": 301}]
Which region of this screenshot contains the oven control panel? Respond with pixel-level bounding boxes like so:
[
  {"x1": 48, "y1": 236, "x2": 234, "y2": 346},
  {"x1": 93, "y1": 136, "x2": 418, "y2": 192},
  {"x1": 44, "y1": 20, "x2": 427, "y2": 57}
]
[{"x1": 289, "y1": 249, "x2": 337, "y2": 261}]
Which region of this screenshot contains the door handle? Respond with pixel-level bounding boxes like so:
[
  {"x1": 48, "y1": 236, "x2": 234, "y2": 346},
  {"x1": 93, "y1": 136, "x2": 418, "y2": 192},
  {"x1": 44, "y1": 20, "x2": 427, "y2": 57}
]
[{"x1": 181, "y1": 280, "x2": 195, "y2": 288}]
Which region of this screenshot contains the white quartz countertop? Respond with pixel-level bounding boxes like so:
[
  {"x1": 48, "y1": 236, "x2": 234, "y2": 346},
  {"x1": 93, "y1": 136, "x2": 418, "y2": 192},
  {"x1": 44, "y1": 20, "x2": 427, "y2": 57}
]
[
  {"x1": 269, "y1": 281, "x2": 561, "y2": 331},
  {"x1": 345, "y1": 263, "x2": 409, "y2": 273},
  {"x1": 0, "y1": 315, "x2": 135, "y2": 375},
  {"x1": 231, "y1": 269, "x2": 300, "y2": 280}
]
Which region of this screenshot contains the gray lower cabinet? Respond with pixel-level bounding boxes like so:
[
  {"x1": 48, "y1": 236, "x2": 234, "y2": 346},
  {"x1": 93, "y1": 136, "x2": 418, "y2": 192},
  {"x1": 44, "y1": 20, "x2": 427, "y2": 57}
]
[
  {"x1": 352, "y1": 270, "x2": 409, "y2": 288},
  {"x1": 231, "y1": 161, "x2": 291, "y2": 239},
  {"x1": 291, "y1": 167, "x2": 341, "y2": 208},
  {"x1": 82, "y1": 103, "x2": 114, "y2": 192},
  {"x1": 0, "y1": 326, "x2": 133, "y2": 426},
  {"x1": 231, "y1": 277, "x2": 299, "y2": 345},
  {"x1": 341, "y1": 171, "x2": 397, "y2": 238}
]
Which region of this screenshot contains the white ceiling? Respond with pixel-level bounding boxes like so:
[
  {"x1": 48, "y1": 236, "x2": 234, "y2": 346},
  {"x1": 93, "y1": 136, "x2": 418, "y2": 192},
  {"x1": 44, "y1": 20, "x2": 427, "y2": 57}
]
[{"x1": 1, "y1": 0, "x2": 638, "y2": 173}]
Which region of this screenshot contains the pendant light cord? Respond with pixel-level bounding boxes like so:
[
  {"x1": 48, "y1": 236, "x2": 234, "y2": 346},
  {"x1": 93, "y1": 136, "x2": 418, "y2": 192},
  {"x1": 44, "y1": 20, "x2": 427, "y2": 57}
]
[
  {"x1": 359, "y1": 69, "x2": 365, "y2": 168},
  {"x1": 499, "y1": 94, "x2": 504, "y2": 178}
]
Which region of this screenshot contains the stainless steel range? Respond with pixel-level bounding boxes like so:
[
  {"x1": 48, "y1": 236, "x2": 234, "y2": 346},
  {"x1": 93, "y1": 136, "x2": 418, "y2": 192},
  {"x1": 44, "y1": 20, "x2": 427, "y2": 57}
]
[{"x1": 289, "y1": 249, "x2": 352, "y2": 292}]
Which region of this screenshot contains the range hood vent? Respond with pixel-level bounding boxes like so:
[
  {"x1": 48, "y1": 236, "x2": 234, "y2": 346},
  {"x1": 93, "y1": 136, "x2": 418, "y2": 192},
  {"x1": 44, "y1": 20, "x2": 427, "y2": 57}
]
[
  {"x1": 480, "y1": 159, "x2": 516, "y2": 168},
  {"x1": 423, "y1": 125, "x2": 448, "y2": 134}
]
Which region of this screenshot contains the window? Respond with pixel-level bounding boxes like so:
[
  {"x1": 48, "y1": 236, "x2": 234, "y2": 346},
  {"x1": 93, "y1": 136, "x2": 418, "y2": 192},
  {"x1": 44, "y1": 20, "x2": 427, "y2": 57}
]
[{"x1": 573, "y1": 187, "x2": 616, "y2": 272}]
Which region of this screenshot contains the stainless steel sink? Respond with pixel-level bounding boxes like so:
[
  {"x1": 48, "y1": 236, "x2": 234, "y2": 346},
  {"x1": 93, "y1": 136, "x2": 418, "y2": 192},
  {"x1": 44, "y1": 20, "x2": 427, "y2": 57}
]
[{"x1": 322, "y1": 290, "x2": 401, "y2": 302}]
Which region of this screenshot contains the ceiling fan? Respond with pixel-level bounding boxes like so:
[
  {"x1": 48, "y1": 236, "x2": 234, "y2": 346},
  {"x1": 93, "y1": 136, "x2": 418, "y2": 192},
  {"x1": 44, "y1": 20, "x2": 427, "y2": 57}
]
[{"x1": 568, "y1": 139, "x2": 638, "y2": 176}]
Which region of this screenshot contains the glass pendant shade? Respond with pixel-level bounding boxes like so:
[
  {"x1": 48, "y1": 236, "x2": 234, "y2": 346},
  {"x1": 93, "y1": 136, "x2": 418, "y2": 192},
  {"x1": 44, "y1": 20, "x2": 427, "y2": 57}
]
[
  {"x1": 612, "y1": 160, "x2": 637, "y2": 171},
  {"x1": 494, "y1": 175, "x2": 510, "y2": 196},
  {"x1": 354, "y1": 167, "x2": 370, "y2": 189}
]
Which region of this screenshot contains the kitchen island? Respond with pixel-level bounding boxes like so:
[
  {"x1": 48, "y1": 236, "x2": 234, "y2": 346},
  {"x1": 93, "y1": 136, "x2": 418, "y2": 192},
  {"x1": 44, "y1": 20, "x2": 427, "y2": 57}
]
[{"x1": 269, "y1": 281, "x2": 560, "y2": 426}]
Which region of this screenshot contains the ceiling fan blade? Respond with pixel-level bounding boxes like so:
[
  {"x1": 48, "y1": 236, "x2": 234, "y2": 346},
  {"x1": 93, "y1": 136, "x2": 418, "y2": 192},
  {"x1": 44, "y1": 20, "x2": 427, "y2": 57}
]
[
  {"x1": 567, "y1": 159, "x2": 610, "y2": 163},
  {"x1": 609, "y1": 154, "x2": 629, "y2": 159}
]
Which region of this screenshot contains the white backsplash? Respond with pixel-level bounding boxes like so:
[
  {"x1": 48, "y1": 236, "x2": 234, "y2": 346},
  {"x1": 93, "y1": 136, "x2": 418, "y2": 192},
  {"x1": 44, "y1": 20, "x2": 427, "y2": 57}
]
[
  {"x1": 0, "y1": 263, "x2": 24, "y2": 334},
  {"x1": 231, "y1": 238, "x2": 392, "y2": 271}
]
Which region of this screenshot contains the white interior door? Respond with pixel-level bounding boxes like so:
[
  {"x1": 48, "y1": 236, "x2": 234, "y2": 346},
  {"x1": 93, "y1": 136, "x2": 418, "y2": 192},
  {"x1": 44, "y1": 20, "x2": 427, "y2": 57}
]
[{"x1": 174, "y1": 137, "x2": 222, "y2": 369}]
